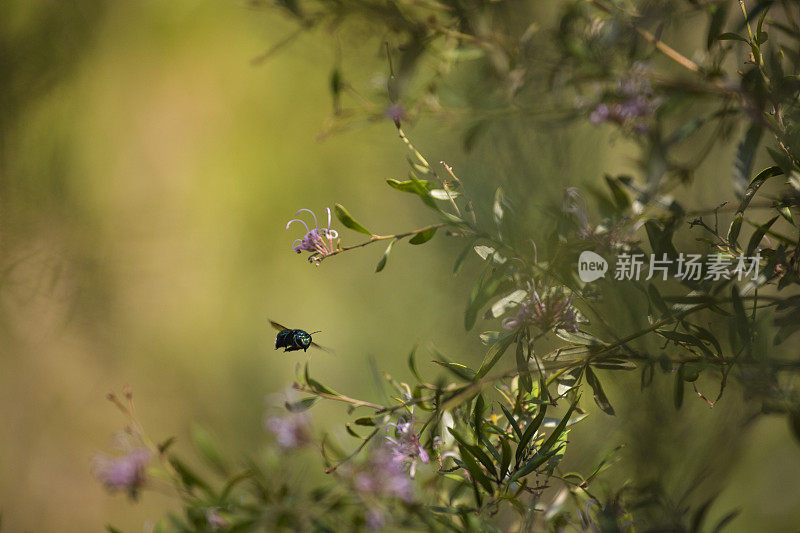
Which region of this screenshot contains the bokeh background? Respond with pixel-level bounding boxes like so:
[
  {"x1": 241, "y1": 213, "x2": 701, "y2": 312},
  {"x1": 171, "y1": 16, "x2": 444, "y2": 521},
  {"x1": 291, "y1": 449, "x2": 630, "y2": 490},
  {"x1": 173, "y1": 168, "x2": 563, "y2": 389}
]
[{"x1": 1, "y1": 1, "x2": 798, "y2": 531}]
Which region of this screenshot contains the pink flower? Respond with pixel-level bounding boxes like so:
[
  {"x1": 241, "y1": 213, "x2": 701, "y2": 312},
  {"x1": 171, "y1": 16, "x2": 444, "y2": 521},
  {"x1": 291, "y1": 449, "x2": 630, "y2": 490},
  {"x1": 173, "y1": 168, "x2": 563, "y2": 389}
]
[
  {"x1": 286, "y1": 208, "x2": 339, "y2": 263},
  {"x1": 92, "y1": 433, "x2": 152, "y2": 498},
  {"x1": 264, "y1": 413, "x2": 313, "y2": 450},
  {"x1": 353, "y1": 445, "x2": 415, "y2": 503},
  {"x1": 385, "y1": 417, "x2": 429, "y2": 478}
]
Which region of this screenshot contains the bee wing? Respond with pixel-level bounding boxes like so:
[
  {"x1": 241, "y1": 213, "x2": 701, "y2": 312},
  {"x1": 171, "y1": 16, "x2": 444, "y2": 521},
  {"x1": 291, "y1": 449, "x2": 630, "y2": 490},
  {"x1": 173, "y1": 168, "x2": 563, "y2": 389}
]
[
  {"x1": 310, "y1": 341, "x2": 335, "y2": 354},
  {"x1": 269, "y1": 320, "x2": 290, "y2": 332}
]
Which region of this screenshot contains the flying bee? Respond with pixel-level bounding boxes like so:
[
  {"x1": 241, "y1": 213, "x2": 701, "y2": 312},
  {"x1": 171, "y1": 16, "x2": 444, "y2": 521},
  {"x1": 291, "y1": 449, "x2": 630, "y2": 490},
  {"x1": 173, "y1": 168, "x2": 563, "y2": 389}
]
[{"x1": 270, "y1": 320, "x2": 332, "y2": 353}]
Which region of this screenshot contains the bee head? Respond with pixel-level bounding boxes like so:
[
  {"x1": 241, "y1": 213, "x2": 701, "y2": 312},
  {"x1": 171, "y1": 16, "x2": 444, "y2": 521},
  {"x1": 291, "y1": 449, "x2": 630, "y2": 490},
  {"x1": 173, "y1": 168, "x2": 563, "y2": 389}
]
[{"x1": 294, "y1": 331, "x2": 312, "y2": 349}]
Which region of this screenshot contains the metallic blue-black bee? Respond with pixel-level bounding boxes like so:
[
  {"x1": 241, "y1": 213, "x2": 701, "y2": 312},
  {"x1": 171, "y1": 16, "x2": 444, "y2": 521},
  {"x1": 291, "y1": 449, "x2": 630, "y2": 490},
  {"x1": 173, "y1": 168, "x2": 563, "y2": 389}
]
[{"x1": 270, "y1": 320, "x2": 330, "y2": 353}]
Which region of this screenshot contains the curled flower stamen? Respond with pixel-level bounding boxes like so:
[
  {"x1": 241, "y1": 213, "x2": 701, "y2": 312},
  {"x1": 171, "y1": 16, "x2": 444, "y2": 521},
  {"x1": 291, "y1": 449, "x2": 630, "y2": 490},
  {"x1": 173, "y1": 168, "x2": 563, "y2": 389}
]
[
  {"x1": 295, "y1": 208, "x2": 319, "y2": 229},
  {"x1": 286, "y1": 218, "x2": 310, "y2": 233},
  {"x1": 286, "y1": 207, "x2": 339, "y2": 263}
]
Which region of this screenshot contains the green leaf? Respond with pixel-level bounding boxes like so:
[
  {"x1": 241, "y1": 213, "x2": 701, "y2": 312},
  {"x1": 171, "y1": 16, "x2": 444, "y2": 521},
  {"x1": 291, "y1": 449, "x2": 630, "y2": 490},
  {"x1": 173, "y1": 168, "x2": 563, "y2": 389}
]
[
  {"x1": 500, "y1": 438, "x2": 512, "y2": 479},
  {"x1": 305, "y1": 363, "x2": 340, "y2": 396},
  {"x1": 733, "y1": 125, "x2": 763, "y2": 198},
  {"x1": 473, "y1": 245, "x2": 507, "y2": 264},
  {"x1": 516, "y1": 404, "x2": 547, "y2": 465},
  {"x1": 385, "y1": 177, "x2": 438, "y2": 209},
  {"x1": 731, "y1": 285, "x2": 749, "y2": 345},
  {"x1": 585, "y1": 367, "x2": 615, "y2": 415},
  {"x1": 433, "y1": 359, "x2": 476, "y2": 381},
  {"x1": 475, "y1": 333, "x2": 515, "y2": 379},
  {"x1": 493, "y1": 187, "x2": 506, "y2": 230},
  {"x1": 285, "y1": 397, "x2": 319, "y2": 412},
  {"x1": 169, "y1": 456, "x2": 214, "y2": 494},
  {"x1": 408, "y1": 345, "x2": 422, "y2": 381},
  {"x1": 554, "y1": 329, "x2": 602, "y2": 346},
  {"x1": 604, "y1": 175, "x2": 631, "y2": 211},
  {"x1": 727, "y1": 166, "x2": 783, "y2": 245},
  {"x1": 449, "y1": 428, "x2": 497, "y2": 480},
  {"x1": 648, "y1": 283, "x2": 670, "y2": 316},
  {"x1": 473, "y1": 394, "x2": 485, "y2": 438},
  {"x1": 429, "y1": 189, "x2": 459, "y2": 200},
  {"x1": 191, "y1": 425, "x2": 228, "y2": 475},
  {"x1": 334, "y1": 203, "x2": 372, "y2": 235},
  {"x1": 456, "y1": 443, "x2": 494, "y2": 493},
  {"x1": 500, "y1": 404, "x2": 523, "y2": 441},
  {"x1": 386, "y1": 178, "x2": 430, "y2": 193},
  {"x1": 453, "y1": 238, "x2": 476, "y2": 275},
  {"x1": 585, "y1": 444, "x2": 624, "y2": 485},
  {"x1": 712, "y1": 509, "x2": 741, "y2": 533},
  {"x1": 465, "y1": 265, "x2": 508, "y2": 331},
  {"x1": 746, "y1": 215, "x2": 779, "y2": 255},
  {"x1": 688, "y1": 324, "x2": 723, "y2": 356},
  {"x1": 509, "y1": 445, "x2": 564, "y2": 481},
  {"x1": 345, "y1": 424, "x2": 362, "y2": 438},
  {"x1": 354, "y1": 417, "x2": 375, "y2": 426},
  {"x1": 490, "y1": 289, "x2": 527, "y2": 318},
  {"x1": 375, "y1": 238, "x2": 397, "y2": 272},
  {"x1": 480, "y1": 432, "x2": 502, "y2": 466},
  {"x1": 656, "y1": 329, "x2": 715, "y2": 358},
  {"x1": 539, "y1": 396, "x2": 579, "y2": 454},
  {"x1": 409, "y1": 226, "x2": 438, "y2": 245},
  {"x1": 158, "y1": 436, "x2": 176, "y2": 454},
  {"x1": 707, "y1": 3, "x2": 729, "y2": 49},
  {"x1": 516, "y1": 341, "x2": 532, "y2": 394},
  {"x1": 717, "y1": 32, "x2": 749, "y2": 42},
  {"x1": 591, "y1": 359, "x2": 637, "y2": 370}
]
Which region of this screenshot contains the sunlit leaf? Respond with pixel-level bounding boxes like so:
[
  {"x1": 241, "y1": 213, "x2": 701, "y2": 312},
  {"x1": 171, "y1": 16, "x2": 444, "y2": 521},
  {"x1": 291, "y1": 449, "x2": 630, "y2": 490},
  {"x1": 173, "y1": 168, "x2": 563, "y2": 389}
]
[{"x1": 334, "y1": 203, "x2": 372, "y2": 235}]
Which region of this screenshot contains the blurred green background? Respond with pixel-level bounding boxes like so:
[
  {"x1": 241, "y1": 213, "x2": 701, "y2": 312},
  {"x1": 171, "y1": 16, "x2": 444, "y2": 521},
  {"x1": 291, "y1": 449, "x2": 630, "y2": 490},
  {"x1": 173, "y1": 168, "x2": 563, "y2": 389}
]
[{"x1": 0, "y1": 1, "x2": 798, "y2": 532}]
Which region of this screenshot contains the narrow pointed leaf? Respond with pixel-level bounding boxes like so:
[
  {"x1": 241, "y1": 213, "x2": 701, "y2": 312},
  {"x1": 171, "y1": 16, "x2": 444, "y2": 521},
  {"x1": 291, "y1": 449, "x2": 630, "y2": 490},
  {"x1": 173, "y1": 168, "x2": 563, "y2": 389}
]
[
  {"x1": 585, "y1": 367, "x2": 615, "y2": 415},
  {"x1": 500, "y1": 438, "x2": 512, "y2": 479},
  {"x1": 540, "y1": 396, "x2": 579, "y2": 453},
  {"x1": 516, "y1": 404, "x2": 547, "y2": 465},
  {"x1": 746, "y1": 215, "x2": 779, "y2": 255},
  {"x1": 475, "y1": 334, "x2": 515, "y2": 379},
  {"x1": 375, "y1": 238, "x2": 397, "y2": 272},
  {"x1": 496, "y1": 406, "x2": 522, "y2": 443},
  {"x1": 334, "y1": 203, "x2": 372, "y2": 235},
  {"x1": 456, "y1": 443, "x2": 494, "y2": 493},
  {"x1": 409, "y1": 226, "x2": 438, "y2": 245}
]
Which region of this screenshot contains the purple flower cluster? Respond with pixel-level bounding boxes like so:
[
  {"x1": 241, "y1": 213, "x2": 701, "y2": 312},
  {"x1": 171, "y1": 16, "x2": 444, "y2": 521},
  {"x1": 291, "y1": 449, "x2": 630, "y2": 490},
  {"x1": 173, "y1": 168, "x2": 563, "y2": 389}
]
[
  {"x1": 286, "y1": 208, "x2": 339, "y2": 263},
  {"x1": 92, "y1": 434, "x2": 152, "y2": 498},
  {"x1": 502, "y1": 284, "x2": 579, "y2": 333},
  {"x1": 589, "y1": 65, "x2": 660, "y2": 134},
  {"x1": 264, "y1": 412, "x2": 313, "y2": 450},
  {"x1": 353, "y1": 445, "x2": 415, "y2": 503},
  {"x1": 385, "y1": 417, "x2": 429, "y2": 478}
]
